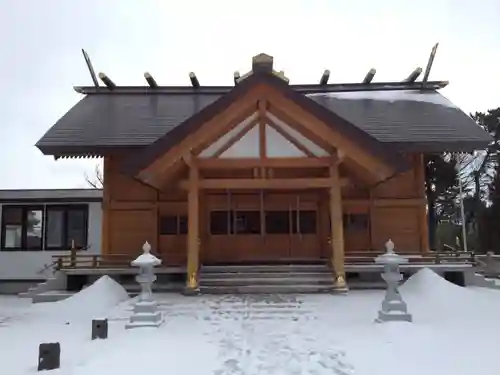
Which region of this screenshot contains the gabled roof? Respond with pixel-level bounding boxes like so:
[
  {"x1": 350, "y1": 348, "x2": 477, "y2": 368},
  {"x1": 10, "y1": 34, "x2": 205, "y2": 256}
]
[
  {"x1": 35, "y1": 65, "x2": 492, "y2": 159},
  {"x1": 124, "y1": 70, "x2": 410, "y2": 175}
]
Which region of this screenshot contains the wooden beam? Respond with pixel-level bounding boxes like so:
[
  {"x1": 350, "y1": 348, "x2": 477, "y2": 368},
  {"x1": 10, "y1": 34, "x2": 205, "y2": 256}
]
[
  {"x1": 193, "y1": 108, "x2": 258, "y2": 156},
  {"x1": 414, "y1": 153, "x2": 429, "y2": 253},
  {"x1": 265, "y1": 95, "x2": 395, "y2": 181},
  {"x1": 320, "y1": 70, "x2": 330, "y2": 85},
  {"x1": 404, "y1": 67, "x2": 423, "y2": 83},
  {"x1": 189, "y1": 72, "x2": 200, "y2": 87},
  {"x1": 195, "y1": 156, "x2": 333, "y2": 169},
  {"x1": 98, "y1": 72, "x2": 116, "y2": 89},
  {"x1": 186, "y1": 164, "x2": 200, "y2": 292},
  {"x1": 342, "y1": 198, "x2": 427, "y2": 208},
  {"x1": 149, "y1": 159, "x2": 188, "y2": 191},
  {"x1": 266, "y1": 106, "x2": 337, "y2": 155},
  {"x1": 329, "y1": 163, "x2": 347, "y2": 291},
  {"x1": 81, "y1": 49, "x2": 99, "y2": 88},
  {"x1": 144, "y1": 72, "x2": 158, "y2": 88},
  {"x1": 101, "y1": 156, "x2": 111, "y2": 255},
  {"x1": 211, "y1": 118, "x2": 259, "y2": 158},
  {"x1": 422, "y1": 43, "x2": 439, "y2": 84},
  {"x1": 178, "y1": 177, "x2": 349, "y2": 190},
  {"x1": 258, "y1": 100, "x2": 267, "y2": 159},
  {"x1": 140, "y1": 92, "x2": 262, "y2": 181},
  {"x1": 266, "y1": 117, "x2": 316, "y2": 157},
  {"x1": 362, "y1": 68, "x2": 376, "y2": 84}
]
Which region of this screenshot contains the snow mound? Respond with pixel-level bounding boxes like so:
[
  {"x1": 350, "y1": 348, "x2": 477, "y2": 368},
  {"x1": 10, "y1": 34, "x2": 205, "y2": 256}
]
[
  {"x1": 58, "y1": 275, "x2": 129, "y2": 316},
  {"x1": 35, "y1": 276, "x2": 130, "y2": 321},
  {"x1": 400, "y1": 267, "x2": 464, "y2": 297},
  {"x1": 400, "y1": 268, "x2": 500, "y2": 322}
]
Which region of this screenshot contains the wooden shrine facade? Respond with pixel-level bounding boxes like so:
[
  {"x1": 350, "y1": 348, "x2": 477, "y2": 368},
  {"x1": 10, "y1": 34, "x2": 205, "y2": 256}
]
[
  {"x1": 100, "y1": 65, "x2": 428, "y2": 291},
  {"x1": 36, "y1": 53, "x2": 493, "y2": 292}
]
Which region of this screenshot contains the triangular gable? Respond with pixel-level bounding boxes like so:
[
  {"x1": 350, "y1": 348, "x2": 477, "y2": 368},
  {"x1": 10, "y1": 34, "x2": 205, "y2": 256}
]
[
  {"x1": 198, "y1": 111, "x2": 331, "y2": 159},
  {"x1": 125, "y1": 70, "x2": 408, "y2": 186}
]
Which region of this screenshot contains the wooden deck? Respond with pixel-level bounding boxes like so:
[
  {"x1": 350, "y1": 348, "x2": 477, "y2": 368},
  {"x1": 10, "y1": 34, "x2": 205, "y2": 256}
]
[{"x1": 52, "y1": 250, "x2": 476, "y2": 273}]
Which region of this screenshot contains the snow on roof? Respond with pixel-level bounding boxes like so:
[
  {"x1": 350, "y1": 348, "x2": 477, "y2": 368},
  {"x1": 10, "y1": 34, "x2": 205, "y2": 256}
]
[{"x1": 308, "y1": 89, "x2": 458, "y2": 108}]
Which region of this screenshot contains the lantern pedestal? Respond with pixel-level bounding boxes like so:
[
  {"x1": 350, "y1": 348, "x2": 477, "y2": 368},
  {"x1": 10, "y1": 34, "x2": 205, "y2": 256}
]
[
  {"x1": 125, "y1": 241, "x2": 164, "y2": 329},
  {"x1": 375, "y1": 239, "x2": 413, "y2": 323}
]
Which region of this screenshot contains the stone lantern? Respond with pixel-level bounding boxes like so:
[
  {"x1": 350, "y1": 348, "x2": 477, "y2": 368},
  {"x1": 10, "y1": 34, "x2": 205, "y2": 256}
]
[
  {"x1": 125, "y1": 241, "x2": 163, "y2": 329},
  {"x1": 374, "y1": 239, "x2": 412, "y2": 323}
]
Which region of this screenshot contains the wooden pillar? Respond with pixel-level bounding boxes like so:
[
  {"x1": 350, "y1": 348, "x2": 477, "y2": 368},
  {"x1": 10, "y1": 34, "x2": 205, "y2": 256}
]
[
  {"x1": 415, "y1": 153, "x2": 429, "y2": 253},
  {"x1": 186, "y1": 162, "x2": 200, "y2": 292},
  {"x1": 329, "y1": 163, "x2": 348, "y2": 291},
  {"x1": 101, "y1": 157, "x2": 111, "y2": 255}
]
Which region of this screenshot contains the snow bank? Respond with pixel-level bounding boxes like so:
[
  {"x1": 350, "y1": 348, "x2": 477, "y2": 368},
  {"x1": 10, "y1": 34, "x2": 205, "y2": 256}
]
[
  {"x1": 400, "y1": 268, "x2": 499, "y2": 322},
  {"x1": 35, "y1": 275, "x2": 130, "y2": 321},
  {"x1": 400, "y1": 267, "x2": 465, "y2": 296}
]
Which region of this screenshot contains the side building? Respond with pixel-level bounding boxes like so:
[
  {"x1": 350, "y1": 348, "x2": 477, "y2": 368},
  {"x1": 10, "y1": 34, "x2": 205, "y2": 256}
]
[{"x1": 0, "y1": 189, "x2": 102, "y2": 293}]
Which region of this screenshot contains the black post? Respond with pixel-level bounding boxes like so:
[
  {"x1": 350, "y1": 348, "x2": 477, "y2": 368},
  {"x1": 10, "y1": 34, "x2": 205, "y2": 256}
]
[{"x1": 38, "y1": 342, "x2": 60, "y2": 371}]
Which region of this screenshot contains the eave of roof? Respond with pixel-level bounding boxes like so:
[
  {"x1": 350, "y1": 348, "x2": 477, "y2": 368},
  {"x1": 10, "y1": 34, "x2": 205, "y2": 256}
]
[
  {"x1": 0, "y1": 188, "x2": 103, "y2": 202},
  {"x1": 74, "y1": 80, "x2": 449, "y2": 95}
]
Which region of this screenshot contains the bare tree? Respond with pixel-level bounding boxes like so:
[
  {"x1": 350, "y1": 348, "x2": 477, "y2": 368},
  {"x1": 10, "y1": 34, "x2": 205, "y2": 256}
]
[{"x1": 85, "y1": 164, "x2": 103, "y2": 189}]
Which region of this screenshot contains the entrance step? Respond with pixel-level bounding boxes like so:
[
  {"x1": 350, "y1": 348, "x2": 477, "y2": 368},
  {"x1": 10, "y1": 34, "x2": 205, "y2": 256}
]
[
  {"x1": 202, "y1": 264, "x2": 330, "y2": 274},
  {"x1": 199, "y1": 264, "x2": 334, "y2": 294},
  {"x1": 201, "y1": 276, "x2": 333, "y2": 287},
  {"x1": 201, "y1": 284, "x2": 334, "y2": 294},
  {"x1": 201, "y1": 272, "x2": 332, "y2": 280}
]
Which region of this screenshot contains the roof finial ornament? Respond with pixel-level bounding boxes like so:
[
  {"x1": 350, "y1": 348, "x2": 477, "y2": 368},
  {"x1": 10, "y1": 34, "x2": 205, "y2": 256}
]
[{"x1": 252, "y1": 53, "x2": 274, "y2": 73}]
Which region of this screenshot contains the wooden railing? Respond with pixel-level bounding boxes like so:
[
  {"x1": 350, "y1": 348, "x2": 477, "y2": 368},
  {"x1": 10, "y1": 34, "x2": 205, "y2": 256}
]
[
  {"x1": 53, "y1": 254, "x2": 135, "y2": 270},
  {"x1": 345, "y1": 250, "x2": 476, "y2": 265},
  {"x1": 52, "y1": 250, "x2": 477, "y2": 271}
]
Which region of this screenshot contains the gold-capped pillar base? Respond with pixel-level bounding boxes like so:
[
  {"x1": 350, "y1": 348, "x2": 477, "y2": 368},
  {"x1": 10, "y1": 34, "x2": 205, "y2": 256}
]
[
  {"x1": 332, "y1": 274, "x2": 349, "y2": 294},
  {"x1": 182, "y1": 272, "x2": 200, "y2": 296}
]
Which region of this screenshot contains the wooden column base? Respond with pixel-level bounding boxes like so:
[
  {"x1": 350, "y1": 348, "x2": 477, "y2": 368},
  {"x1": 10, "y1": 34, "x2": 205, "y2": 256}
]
[
  {"x1": 182, "y1": 286, "x2": 201, "y2": 296},
  {"x1": 183, "y1": 269, "x2": 200, "y2": 296},
  {"x1": 333, "y1": 274, "x2": 349, "y2": 293}
]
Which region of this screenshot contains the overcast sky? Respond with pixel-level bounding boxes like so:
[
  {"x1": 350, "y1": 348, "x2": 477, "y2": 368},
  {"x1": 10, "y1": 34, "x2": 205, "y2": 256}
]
[{"x1": 1, "y1": 0, "x2": 499, "y2": 190}]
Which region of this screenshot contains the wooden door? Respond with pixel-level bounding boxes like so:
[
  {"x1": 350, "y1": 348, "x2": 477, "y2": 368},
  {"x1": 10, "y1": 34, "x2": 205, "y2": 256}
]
[
  {"x1": 204, "y1": 193, "x2": 266, "y2": 264},
  {"x1": 289, "y1": 198, "x2": 321, "y2": 260},
  {"x1": 158, "y1": 202, "x2": 187, "y2": 266}
]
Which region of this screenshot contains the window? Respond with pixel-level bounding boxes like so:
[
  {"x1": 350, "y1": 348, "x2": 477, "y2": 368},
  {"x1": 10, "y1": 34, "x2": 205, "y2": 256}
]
[
  {"x1": 234, "y1": 211, "x2": 260, "y2": 234},
  {"x1": 265, "y1": 211, "x2": 290, "y2": 234},
  {"x1": 209, "y1": 210, "x2": 317, "y2": 235},
  {"x1": 45, "y1": 205, "x2": 88, "y2": 250},
  {"x1": 210, "y1": 210, "x2": 261, "y2": 235},
  {"x1": 1, "y1": 205, "x2": 88, "y2": 251},
  {"x1": 1, "y1": 206, "x2": 44, "y2": 250},
  {"x1": 291, "y1": 210, "x2": 317, "y2": 234},
  {"x1": 210, "y1": 211, "x2": 230, "y2": 235},
  {"x1": 159, "y1": 215, "x2": 188, "y2": 235},
  {"x1": 343, "y1": 213, "x2": 369, "y2": 231}
]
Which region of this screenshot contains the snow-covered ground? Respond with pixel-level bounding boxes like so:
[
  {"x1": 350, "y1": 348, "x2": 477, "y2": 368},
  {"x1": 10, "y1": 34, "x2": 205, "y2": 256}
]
[{"x1": 1, "y1": 269, "x2": 499, "y2": 375}]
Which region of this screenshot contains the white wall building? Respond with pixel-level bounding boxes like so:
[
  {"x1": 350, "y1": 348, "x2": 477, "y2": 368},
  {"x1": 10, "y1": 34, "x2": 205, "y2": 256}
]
[{"x1": 0, "y1": 189, "x2": 102, "y2": 293}]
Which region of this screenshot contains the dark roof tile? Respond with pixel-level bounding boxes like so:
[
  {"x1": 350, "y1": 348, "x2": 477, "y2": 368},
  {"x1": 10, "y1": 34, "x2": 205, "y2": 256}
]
[{"x1": 36, "y1": 86, "x2": 492, "y2": 155}]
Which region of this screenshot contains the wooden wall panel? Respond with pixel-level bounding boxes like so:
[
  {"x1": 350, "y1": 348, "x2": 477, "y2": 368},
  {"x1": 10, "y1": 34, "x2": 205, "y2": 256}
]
[
  {"x1": 109, "y1": 208, "x2": 157, "y2": 256},
  {"x1": 372, "y1": 154, "x2": 420, "y2": 199},
  {"x1": 371, "y1": 207, "x2": 420, "y2": 253},
  {"x1": 107, "y1": 154, "x2": 157, "y2": 202},
  {"x1": 373, "y1": 170, "x2": 416, "y2": 198}
]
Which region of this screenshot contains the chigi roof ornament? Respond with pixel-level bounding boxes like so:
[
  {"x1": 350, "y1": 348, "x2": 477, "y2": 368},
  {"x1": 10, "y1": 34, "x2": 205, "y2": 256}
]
[{"x1": 79, "y1": 43, "x2": 440, "y2": 90}]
